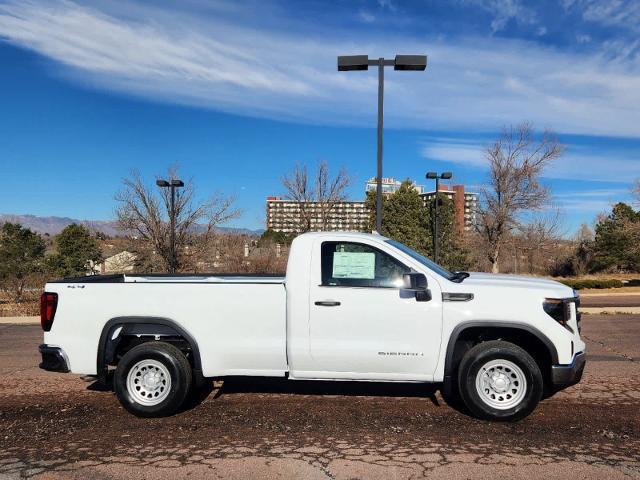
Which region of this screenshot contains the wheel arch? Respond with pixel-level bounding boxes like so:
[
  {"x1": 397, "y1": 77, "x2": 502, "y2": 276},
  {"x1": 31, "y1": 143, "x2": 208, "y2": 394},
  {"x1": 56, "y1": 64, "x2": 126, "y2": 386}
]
[
  {"x1": 443, "y1": 321, "x2": 559, "y2": 388},
  {"x1": 97, "y1": 316, "x2": 202, "y2": 383}
]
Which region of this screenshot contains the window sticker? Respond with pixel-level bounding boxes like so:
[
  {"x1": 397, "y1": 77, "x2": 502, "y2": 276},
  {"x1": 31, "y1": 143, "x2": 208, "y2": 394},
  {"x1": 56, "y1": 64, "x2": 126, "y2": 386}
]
[{"x1": 332, "y1": 251, "x2": 375, "y2": 279}]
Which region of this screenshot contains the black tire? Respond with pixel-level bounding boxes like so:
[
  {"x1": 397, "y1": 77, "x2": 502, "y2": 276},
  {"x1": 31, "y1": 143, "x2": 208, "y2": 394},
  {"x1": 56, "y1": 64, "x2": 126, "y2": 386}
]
[
  {"x1": 114, "y1": 342, "x2": 192, "y2": 417},
  {"x1": 458, "y1": 340, "x2": 543, "y2": 422}
]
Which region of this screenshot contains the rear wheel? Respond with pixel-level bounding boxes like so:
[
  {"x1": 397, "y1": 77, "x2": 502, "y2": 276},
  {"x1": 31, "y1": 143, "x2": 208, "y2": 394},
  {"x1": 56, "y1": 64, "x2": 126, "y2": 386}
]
[
  {"x1": 458, "y1": 340, "x2": 543, "y2": 421},
  {"x1": 114, "y1": 342, "x2": 192, "y2": 417}
]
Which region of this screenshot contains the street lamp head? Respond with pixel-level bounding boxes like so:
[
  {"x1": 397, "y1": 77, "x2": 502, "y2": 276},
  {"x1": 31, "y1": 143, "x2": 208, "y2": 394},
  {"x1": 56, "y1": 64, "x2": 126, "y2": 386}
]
[
  {"x1": 394, "y1": 55, "x2": 427, "y2": 71},
  {"x1": 170, "y1": 179, "x2": 185, "y2": 187},
  {"x1": 426, "y1": 172, "x2": 438, "y2": 179},
  {"x1": 156, "y1": 179, "x2": 170, "y2": 187},
  {"x1": 441, "y1": 172, "x2": 453, "y2": 180},
  {"x1": 338, "y1": 55, "x2": 369, "y2": 71}
]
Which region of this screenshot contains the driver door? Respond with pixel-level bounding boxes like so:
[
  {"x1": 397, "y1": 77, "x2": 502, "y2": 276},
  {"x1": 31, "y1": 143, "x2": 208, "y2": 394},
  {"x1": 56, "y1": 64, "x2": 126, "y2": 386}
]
[{"x1": 308, "y1": 239, "x2": 442, "y2": 380}]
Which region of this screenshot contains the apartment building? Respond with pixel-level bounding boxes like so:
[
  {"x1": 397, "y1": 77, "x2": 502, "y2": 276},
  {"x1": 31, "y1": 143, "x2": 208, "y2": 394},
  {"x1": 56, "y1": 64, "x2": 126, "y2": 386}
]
[
  {"x1": 265, "y1": 197, "x2": 369, "y2": 233},
  {"x1": 365, "y1": 177, "x2": 424, "y2": 196},
  {"x1": 266, "y1": 181, "x2": 477, "y2": 235},
  {"x1": 420, "y1": 184, "x2": 478, "y2": 233}
]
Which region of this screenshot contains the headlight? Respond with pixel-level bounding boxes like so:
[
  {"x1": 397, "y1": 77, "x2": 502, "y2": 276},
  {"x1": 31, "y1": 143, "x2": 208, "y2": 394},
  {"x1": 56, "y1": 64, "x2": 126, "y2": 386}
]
[{"x1": 543, "y1": 298, "x2": 573, "y2": 333}]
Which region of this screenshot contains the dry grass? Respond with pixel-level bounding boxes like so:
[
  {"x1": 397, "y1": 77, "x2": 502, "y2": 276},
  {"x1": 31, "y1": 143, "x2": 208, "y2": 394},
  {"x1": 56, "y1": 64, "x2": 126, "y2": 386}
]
[{"x1": 0, "y1": 291, "x2": 40, "y2": 317}]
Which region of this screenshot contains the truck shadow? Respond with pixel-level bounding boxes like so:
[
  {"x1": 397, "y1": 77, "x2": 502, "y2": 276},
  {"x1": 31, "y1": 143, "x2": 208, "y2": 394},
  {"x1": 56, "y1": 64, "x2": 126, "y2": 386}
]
[
  {"x1": 208, "y1": 376, "x2": 442, "y2": 404},
  {"x1": 85, "y1": 375, "x2": 461, "y2": 414}
]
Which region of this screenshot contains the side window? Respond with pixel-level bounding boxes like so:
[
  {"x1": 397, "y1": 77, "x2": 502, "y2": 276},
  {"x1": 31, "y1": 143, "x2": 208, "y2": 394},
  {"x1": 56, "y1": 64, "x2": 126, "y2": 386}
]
[{"x1": 321, "y1": 241, "x2": 410, "y2": 288}]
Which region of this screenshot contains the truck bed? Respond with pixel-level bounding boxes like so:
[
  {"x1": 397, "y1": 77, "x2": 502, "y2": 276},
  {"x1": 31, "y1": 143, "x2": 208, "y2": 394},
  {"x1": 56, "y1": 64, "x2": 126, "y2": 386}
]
[{"x1": 44, "y1": 274, "x2": 288, "y2": 377}]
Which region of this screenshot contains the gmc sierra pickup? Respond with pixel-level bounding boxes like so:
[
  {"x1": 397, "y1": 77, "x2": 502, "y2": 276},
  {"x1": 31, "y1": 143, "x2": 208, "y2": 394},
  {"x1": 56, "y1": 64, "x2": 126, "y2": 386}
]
[{"x1": 39, "y1": 232, "x2": 585, "y2": 421}]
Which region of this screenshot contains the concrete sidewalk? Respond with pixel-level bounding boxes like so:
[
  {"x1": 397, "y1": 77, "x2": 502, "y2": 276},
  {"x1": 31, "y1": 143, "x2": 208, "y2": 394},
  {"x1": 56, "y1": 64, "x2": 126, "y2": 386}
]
[{"x1": 0, "y1": 316, "x2": 39, "y2": 325}]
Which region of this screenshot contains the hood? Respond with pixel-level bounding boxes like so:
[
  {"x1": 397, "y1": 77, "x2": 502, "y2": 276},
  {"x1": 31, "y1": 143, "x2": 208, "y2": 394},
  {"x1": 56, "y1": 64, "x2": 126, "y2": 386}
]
[{"x1": 461, "y1": 272, "x2": 574, "y2": 297}]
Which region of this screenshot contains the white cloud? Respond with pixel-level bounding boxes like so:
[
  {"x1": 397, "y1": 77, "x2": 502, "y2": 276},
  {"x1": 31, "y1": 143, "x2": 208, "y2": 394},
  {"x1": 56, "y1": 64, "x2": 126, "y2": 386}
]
[
  {"x1": 0, "y1": 0, "x2": 639, "y2": 138},
  {"x1": 580, "y1": 0, "x2": 640, "y2": 32},
  {"x1": 419, "y1": 137, "x2": 640, "y2": 183},
  {"x1": 358, "y1": 10, "x2": 376, "y2": 23},
  {"x1": 576, "y1": 33, "x2": 591, "y2": 43},
  {"x1": 553, "y1": 198, "x2": 616, "y2": 213},
  {"x1": 462, "y1": 0, "x2": 537, "y2": 32},
  {"x1": 377, "y1": 0, "x2": 397, "y2": 12},
  {"x1": 554, "y1": 188, "x2": 629, "y2": 198},
  {"x1": 421, "y1": 139, "x2": 488, "y2": 168},
  {"x1": 552, "y1": 187, "x2": 634, "y2": 214},
  {"x1": 553, "y1": 188, "x2": 629, "y2": 213},
  {"x1": 550, "y1": 149, "x2": 640, "y2": 182}
]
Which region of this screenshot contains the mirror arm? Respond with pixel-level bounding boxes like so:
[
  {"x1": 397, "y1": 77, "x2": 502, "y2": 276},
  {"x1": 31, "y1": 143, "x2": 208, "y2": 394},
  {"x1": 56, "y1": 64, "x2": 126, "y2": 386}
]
[{"x1": 415, "y1": 289, "x2": 432, "y2": 302}]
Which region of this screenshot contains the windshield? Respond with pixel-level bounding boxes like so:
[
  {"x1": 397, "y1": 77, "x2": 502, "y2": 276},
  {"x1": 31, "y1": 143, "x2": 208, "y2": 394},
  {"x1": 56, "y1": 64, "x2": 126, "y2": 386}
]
[{"x1": 385, "y1": 239, "x2": 454, "y2": 280}]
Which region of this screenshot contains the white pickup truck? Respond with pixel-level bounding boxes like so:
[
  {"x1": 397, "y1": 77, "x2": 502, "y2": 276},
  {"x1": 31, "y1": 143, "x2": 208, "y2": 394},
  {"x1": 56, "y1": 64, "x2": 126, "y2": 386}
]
[{"x1": 39, "y1": 232, "x2": 585, "y2": 421}]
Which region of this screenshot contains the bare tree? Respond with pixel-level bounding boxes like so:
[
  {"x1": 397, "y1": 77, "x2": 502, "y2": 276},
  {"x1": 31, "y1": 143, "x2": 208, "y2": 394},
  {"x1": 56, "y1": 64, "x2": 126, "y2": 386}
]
[
  {"x1": 115, "y1": 167, "x2": 240, "y2": 272},
  {"x1": 518, "y1": 209, "x2": 563, "y2": 274},
  {"x1": 632, "y1": 178, "x2": 640, "y2": 207},
  {"x1": 281, "y1": 160, "x2": 350, "y2": 233},
  {"x1": 475, "y1": 123, "x2": 564, "y2": 273},
  {"x1": 569, "y1": 223, "x2": 595, "y2": 276},
  {"x1": 188, "y1": 233, "x2": 288, "y2": 274}
]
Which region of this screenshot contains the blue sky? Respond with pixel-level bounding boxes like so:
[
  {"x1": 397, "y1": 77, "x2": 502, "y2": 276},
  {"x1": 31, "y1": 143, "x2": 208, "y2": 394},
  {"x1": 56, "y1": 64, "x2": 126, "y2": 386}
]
[{"x1": 0, "y1": 0, "x2": 638, "y2": 234}]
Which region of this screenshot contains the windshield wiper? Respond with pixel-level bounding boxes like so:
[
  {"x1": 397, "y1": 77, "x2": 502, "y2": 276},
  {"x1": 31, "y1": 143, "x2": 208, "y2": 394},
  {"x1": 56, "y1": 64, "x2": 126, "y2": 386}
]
[{"x1": 450, "y1": 271, "x2": 470, "y2": 283}]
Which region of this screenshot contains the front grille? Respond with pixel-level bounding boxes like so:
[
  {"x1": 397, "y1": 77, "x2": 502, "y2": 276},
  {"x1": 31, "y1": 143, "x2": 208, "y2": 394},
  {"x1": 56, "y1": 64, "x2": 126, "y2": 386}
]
[{"x1": 572, "y1": 294, "x2": 581, "y2": 333}]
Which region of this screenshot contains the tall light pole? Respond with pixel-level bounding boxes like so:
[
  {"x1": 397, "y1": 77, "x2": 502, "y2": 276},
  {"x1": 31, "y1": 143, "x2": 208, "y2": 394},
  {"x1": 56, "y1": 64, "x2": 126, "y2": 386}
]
[
  {"x1": 426, "y1": 171, "x2": 452, "y2": 264},
  {"x1": 156, "y1": 178, "x2": 184, "y2": 273},
  {"x1": 338, "y1": 54, "x2": 427, "y2": 232}
]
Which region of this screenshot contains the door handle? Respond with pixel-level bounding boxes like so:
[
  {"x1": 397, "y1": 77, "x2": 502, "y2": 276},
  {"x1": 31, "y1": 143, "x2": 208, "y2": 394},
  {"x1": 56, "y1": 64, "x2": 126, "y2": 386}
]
[{"x1": 314, "y1": 300, "x2": 341, "y2": 307}]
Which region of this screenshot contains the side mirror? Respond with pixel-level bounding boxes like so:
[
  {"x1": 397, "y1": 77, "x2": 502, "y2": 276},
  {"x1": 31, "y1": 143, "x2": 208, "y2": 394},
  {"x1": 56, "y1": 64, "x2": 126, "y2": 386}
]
[
  {"x1": 402, "y1": 272, "x2": 431, "y2": 302},
  {"x1": 403, "y1": 272, "x2": 428, "y2": 291}
]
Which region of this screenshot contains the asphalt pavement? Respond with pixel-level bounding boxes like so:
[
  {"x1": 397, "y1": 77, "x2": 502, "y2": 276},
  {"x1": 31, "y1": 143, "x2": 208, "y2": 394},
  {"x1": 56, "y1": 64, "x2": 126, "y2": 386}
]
[{"x1": 0, "y1": 314, "x2": 639, "y2": 479}]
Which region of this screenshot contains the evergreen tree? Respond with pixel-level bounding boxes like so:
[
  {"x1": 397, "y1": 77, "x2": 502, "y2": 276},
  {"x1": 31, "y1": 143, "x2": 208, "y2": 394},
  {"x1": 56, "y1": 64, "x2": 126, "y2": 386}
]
[
  {"x1": 48, "y1": 224, "x2": 103, "y2": 277},
  {"x1": 258, "y1": 229, "x2": 294, "y2": 247},
  {"x1": 365, "y1": 181, "x2": 469, "y2": 270},
  {"x1": 366, "y1": 181, "x2": 432, "y2": 256},
  {"x1": 0, "y1": 223, "x2": 46, "y2": 300},
  {"x1": 591, "y1": 203, "x2": 640, "y2": 272},
  {"x1": 428, "y1": 193, "x2": 470, "y2": 271}
]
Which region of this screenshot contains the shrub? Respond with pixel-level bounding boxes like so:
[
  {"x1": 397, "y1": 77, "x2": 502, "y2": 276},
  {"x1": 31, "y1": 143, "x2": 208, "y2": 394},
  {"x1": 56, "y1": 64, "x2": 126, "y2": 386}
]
[{"x1": 558, "y1": 279, "x2": 624, "y2": 290}]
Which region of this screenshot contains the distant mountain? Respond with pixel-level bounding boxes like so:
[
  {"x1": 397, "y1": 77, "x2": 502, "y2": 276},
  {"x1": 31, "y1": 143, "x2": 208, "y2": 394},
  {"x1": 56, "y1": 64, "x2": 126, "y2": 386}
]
[{"x1": 0, "y1": 214, "x2": 263, "y2": 237}]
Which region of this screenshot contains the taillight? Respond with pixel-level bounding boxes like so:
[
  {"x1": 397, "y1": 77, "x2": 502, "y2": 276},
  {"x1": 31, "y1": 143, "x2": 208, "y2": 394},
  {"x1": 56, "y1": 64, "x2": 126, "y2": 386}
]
[{"x1": 40, "y1": 292, "x2": 58, "y2": 332}]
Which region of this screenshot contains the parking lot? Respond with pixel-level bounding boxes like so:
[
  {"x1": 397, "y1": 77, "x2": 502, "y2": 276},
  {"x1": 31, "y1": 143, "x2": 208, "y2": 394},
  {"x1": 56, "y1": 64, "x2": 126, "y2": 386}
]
[{"x1": 1, "y1": 312, "x2": 639, "y2": 479}]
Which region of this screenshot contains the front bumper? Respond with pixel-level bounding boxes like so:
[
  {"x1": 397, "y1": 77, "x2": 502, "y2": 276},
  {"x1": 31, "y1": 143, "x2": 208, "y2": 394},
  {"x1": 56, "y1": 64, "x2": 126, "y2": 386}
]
[
  {"x1": 551, "y1": 351, "x2": 585, "y2": 387},
  {"x1": 38, "y1": 344, "x2": 69, "y2": 373}
]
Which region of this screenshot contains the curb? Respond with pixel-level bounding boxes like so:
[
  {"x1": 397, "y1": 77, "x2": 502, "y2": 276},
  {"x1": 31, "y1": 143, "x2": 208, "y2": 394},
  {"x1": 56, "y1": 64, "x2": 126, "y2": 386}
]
[
  {"x1": 0, "y1": 316, "x2": 39, "y2": 325},
  {"x1": 581, "y1": 307, "x2": 640, "y2": 315}
]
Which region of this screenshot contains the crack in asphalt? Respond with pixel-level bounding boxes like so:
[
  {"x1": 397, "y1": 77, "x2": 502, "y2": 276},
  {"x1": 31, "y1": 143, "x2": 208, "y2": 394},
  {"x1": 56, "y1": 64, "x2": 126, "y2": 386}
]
[
  {"x1": 0, "y1": 392, "x2": 639, "y2": 479},
  {"x1": 583, "y1": 334, "x2": 637, "y2": 362},
  {"x1": 1, "y1": 431, "x2": 639, "y2": 479}
]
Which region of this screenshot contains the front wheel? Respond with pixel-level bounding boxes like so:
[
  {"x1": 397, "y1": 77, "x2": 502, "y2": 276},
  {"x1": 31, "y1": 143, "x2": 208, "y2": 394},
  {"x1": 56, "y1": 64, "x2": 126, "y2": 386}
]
[
  {"x1": 458, "y1": 340, "x2": 543, "y2": 422},
  {"x1": 114, "y1": 342, "x2": 192, "y2": 417}
]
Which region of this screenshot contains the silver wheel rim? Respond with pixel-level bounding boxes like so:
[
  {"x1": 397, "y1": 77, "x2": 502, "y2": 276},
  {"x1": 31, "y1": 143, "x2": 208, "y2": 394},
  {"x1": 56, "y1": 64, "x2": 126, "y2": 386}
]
[
  {"x1": 475, "y1": 359, "x2": 527, "y2": 410},
  {"x1": 126, "y1": 359, "x2": 172, "y2": 406}
]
